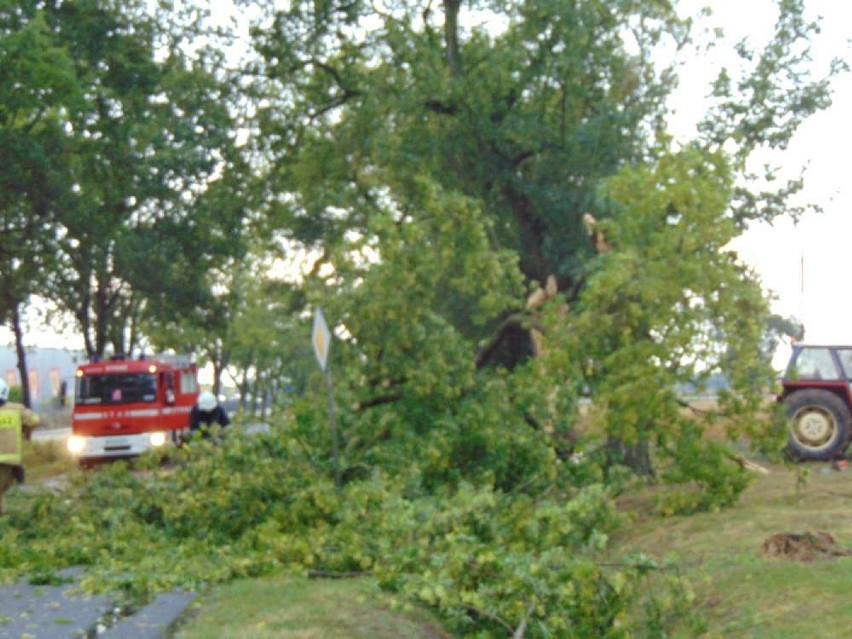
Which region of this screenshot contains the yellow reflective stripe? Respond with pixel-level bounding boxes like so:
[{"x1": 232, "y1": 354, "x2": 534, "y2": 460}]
[{"x1": 0, "y1": 409, "x2": 22, "y2": 464}]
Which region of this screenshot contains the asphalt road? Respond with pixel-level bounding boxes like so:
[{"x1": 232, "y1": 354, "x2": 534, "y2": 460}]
[
  {"x1": 0, "y1": 567, "x2": 196, "y2": 639},
  {"x1": 32, "y1": 427, "x2": 71, "y2": 443},
  {"x1": 32, "y1": 421, "x2": 266, "y2": 443}
]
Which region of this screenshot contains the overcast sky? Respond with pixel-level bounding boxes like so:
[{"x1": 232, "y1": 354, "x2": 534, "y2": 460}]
[{"x1": 716, "y1": 0, "x2": 852, "y2": 345}]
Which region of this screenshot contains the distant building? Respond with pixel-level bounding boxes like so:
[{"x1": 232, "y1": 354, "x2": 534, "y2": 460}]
[{"x1": 0, "y1": 346, "x2": 85, "y2": 409}]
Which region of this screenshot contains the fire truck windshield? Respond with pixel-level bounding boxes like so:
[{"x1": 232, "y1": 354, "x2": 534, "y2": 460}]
[{"x1": 75, "y1": 373, "x2": 158, "y2": 405}]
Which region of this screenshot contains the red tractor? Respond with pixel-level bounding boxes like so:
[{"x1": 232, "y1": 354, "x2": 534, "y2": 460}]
[{"x1": 780, "y1": 344, "x2": 852, "y2": 460}]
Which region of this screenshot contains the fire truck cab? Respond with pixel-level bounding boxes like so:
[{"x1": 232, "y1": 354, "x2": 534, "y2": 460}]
[{"x1": 68, "y1": 354, "x2": 199, "y2": 463}]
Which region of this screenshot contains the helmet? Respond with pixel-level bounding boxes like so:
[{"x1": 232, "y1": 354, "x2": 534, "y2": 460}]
[
  {"x1": 0, "y1": 379, "x2": 7, "y2": 403},
  {"x1": 197, "y1": 391, "x2": 217, "y2": 411}
]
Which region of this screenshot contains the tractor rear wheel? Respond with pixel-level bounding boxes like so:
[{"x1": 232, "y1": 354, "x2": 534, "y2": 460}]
[{"x1": 785, "y1": 389, "x2": 852, "y2": 461}]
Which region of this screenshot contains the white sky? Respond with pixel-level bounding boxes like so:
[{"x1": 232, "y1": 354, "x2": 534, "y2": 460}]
[
  {"x1": 3, "y1": 0, "x2": 850, "y2": 356},
  {"x1": 705, "y1": 0, "x2": 852, "y2": 345}
]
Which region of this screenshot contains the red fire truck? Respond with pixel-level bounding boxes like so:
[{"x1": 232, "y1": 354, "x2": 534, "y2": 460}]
[{"x1": 67, "y1": 354, "x2": 199, "y2": 463}]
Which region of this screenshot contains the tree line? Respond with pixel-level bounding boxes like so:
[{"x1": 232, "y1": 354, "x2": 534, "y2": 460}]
[{"x1": 0, "y1": 0, "x2": 841, "y2": 477}]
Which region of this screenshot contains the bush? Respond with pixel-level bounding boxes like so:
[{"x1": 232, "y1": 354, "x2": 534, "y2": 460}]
[
  {"x1": 7, "y1": 385, "x2": 23, "y2": 404},
  {"x1": 0, "y1": 419, "x2": 698, "y2": 636}
]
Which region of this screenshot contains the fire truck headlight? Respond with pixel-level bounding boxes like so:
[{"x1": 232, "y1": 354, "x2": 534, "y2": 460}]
[
  {"x1": 149, "y1": 432, "x2": 167, "y2": 448},
  {"x1": 67, "y1": 436, "x2": 86, "y2": 455}
]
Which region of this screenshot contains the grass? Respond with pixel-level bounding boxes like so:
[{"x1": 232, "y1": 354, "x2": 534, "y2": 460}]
[
  {"x1": 172, "y1": 576, "x2": 450, "y2": 639},
  {"x1": 22, "y1": 438, "x2": 76, "y2": 482},
  {"x1": 614, "y1": 461, "x2": 852, "y2": 638}
]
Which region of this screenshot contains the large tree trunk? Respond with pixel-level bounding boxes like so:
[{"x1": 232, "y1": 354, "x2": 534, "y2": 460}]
[
  {"x1": 239, "y1": 367, "x2": 251, "y2": 413},
  {"x1": 76, "y1": 301, "x2": 96, "y2": 359},
  {"x1": 206, "y1": 343, "x2": 229, "y2": 398},
  {"x1": 501, "y1": 184, "x2": 551, "y2": 285},
  {"x1": 94, "y1": 288, "x2": 111, "y2": 359},
  {"x1": 443, "y1": 0, "x2": 462, "y2": 76},
  {"x1": 606, "y1": 435, "x2": 654, "y2": 477},
  {"x1": 11, "y1": 305, "x2": 31, "y2": 408},
  {"x1": 251, "y1": 374, "x2": 263, "y2": 418},
  {"x1": 212, "y1": 360, "x2": 221, "y2": 397}
]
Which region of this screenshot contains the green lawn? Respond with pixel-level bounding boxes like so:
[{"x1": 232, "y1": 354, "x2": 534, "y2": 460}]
[
  {"x1": 614, "y1": 461, "x2": 852, "y2": 638},
  {"x1": 172, "y1": 576, "x2": 450, "y2": 639}
]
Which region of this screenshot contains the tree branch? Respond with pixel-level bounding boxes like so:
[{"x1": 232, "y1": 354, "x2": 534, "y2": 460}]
[
  {"x1": 424, "y1": 99, "x2": 457, "y2": 115},
  {"x1": 464, "y1": 605, "x2": 515, "y2": 636},
  {"x1": 312, "y1": 59, "x2": 361, "y2": 98},
  {"x1": 22, "y1": 106, "x2": 47, "y2": 133},
  {"x1": 475, "y1": 312, "x2": 542, "y2": 369},
  {"x1": 676, "y1": 398, "x2": 710, "y2": 416},
  {"x1": 512, "y1": 602, "x2": 536, "y2": 639},
  {"x1": 355, "y1": 391, "x2": 404, "y2": 411},
  {"x1": 307, "y1": 570, "x2": 370, "y2": 579},
  {"x1": 443, "y1": 0, "x2": 462, "y2": 76}
]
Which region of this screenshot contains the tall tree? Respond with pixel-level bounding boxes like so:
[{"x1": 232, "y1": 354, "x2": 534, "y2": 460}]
[
  {"x1": 572, "y1": 147, "x2": 771, "y2": 487},
  {"x1": 0, "y1": 4, "x2": 80, "y2": 404},
  {"x1": 241, "y1": 0, "x2": 839, "y2": 494},
  {"x1": 37, "y1": 0, "x2": 247, "y2": 358},
  {"x1": 245, "y1": 0, "x2": 836, "y2": 364}
]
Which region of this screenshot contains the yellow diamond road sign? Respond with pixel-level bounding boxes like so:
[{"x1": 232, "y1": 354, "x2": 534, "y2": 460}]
[{"x1": 312, "y1": 307, "x2": 332, "y2": 371}]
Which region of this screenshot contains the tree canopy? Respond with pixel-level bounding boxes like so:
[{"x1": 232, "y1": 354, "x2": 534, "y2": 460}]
[
  {"x1": 0, "y1": 0, "x2": 249, "y2": 362},
  {"x1": 233, "y1": 0, "x2": 838, "y2": 485},
  {"x1": 1, "y1": 0, "x2": 841, "y2": 476}
]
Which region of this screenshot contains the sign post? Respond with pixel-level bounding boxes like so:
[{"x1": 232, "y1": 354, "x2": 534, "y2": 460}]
[{"x1": 312, "y1": 307, "x2": 341, "y2": 488}]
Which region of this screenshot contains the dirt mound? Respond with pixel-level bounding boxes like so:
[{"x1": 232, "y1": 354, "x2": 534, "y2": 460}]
[{"x1": 761, "y1": 531, "x2": 852, "y2": 562}]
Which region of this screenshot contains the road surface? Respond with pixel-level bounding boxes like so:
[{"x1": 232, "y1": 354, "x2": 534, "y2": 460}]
[{"x1": 32, "y1": 427, "x2": 71, "y2": 442}]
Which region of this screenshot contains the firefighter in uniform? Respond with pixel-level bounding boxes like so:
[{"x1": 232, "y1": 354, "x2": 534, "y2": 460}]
[
  {"x1": 0, "y1": 379, "x2": 38, "y2": 512},
  {"x1": 188, "y1": 391, "x2": 230, "y2": 440}
]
